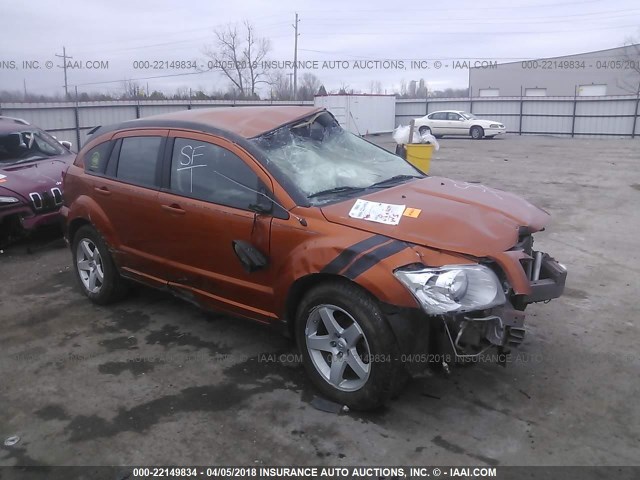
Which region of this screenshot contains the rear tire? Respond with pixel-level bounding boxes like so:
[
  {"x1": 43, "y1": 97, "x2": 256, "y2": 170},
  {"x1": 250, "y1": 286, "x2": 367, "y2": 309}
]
[
  {"x1": 296, "y1": 281, "x2": 403, "y2": 410},
  {"x1": 72, "y1": 225, "x2": 127, "y2": 305},
  {"x1": 470, "y1": 126, "x2": 484, "y2": 139}
]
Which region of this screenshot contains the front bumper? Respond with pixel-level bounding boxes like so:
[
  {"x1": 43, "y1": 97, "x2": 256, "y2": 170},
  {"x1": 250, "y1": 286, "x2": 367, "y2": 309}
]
[
  {"x1": 485, "y1": 128, "x2": 506, "y2": 136},
  {"x1": 441, "y1": 252, "x2": 566, "y2": 360},
  {"x1": 0, "y1": 204, "x2": 62, "y2": 232},
  {"x1": 521, "y1": 253, "x2": 567, "y2": 303}
]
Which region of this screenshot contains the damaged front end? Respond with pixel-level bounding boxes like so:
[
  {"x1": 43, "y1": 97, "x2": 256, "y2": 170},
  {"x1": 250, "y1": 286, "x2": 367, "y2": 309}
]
[{"x1": 395, "y1": 236, "x2": 566, "y2": 366}]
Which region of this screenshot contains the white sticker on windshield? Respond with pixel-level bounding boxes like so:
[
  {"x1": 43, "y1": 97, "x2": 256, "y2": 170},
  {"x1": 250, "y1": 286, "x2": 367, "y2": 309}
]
[{"x1": 348, "y1": 199, "x2": 406, "y2": 226}]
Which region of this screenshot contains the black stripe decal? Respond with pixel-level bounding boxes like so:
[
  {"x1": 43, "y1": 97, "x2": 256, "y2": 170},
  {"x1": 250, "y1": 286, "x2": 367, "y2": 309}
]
[
  {"x1": 321, "y1": 235, "x2": 390, "y2": 274},
  {"x1": 343, "y1": 241, "x2": 409, "y2": 280}
]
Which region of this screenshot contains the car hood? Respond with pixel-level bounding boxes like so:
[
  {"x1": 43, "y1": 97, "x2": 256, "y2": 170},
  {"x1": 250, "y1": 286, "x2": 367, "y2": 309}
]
[
  {"x1": 473, "y1": 118, "x2": 504, "y2": 127},
  {"x1": 320, "y1": 176, "x2": 549, "y2": 257},
  {"x1": 0, "y1": 154, "x2": 73, "y2": 197}
]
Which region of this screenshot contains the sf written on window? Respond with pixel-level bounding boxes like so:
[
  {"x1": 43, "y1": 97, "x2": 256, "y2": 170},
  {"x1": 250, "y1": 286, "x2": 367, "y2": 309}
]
[{"x1": 170, "y1": 138, "x2": 261, "y2": 210}]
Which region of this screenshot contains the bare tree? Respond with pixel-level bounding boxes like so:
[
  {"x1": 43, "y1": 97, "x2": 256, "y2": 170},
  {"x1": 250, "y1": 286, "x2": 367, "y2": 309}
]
[
  {"x1": 267, "y1": 70, "x2": 292, "y2": 100},
  {"x1": 368, "y1": 80, "x2": 383, "y2": 94},
  {"x1": 204, "y1": 21, "x2": 270, "y2": 98},
  {"x1": 121, "y1": 79, "x2": 142, "y2": 99},
  {"x1": 297, "y1": 73, "x2": 322, "y2": 100}
]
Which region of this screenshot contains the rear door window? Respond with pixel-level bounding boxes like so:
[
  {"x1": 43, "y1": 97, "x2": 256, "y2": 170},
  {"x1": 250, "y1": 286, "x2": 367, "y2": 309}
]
[
  {"x1": 83, "y1": 141, "x2": 113, "y2": 174},
  {"x1": 169, "y1": 138, "x2": 260, "y2": 210},
  {"x1": 115, "y1": 136, "x2": 163, "y2": 187}
]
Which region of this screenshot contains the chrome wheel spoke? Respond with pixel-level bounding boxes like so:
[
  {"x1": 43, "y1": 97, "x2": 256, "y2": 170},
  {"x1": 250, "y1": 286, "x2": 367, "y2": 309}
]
[
  {"x1": 81, "y1": 240, "x2": 93, "y2": 259},
  {"x1": 329, "y1": 355, "x2": 347, "y2": 386},
  {"x1": 307, "y1": 334, "x2": 333, "y2": 353},
  {"x1": 318, "y1": 306, "x2": 342, "y2": 336},
  {"x1": 77, "y1": 260, "x2": 91, "y2": 272},
  {"x1": 347, "y1": 348, "x2": 370, "y2": 379},
  {"x1": 88, "y1": 270, "x2": 97, "y2": 291},
  {"x1": 342, "y1": 324, "x2": 362, "y2": 348}
]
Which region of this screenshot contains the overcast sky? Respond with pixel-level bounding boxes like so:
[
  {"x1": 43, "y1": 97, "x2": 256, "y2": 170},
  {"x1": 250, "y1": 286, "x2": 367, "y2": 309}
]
[{"x1": 1, "y1": 0, "x2": 639, "y2": 97}]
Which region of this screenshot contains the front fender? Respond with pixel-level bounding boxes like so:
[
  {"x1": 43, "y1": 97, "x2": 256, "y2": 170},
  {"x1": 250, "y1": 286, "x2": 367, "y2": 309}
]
[{"x1": 270, "y1": 216, "x2": 476, "y2": 316}]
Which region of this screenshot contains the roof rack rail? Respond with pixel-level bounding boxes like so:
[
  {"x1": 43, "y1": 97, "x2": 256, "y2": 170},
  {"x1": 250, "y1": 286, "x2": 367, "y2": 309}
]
[{"x1": 0, "y1": 115, "x2": 30, "y2": 125}]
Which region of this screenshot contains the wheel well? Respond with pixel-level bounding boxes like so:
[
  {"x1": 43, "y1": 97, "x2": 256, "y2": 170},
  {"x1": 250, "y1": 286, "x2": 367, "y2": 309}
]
[
  {"x1": 67, "y1": 218, "x2": 91, "y2": 244},
  {"x1": 284, "y1": 273, "x2": 369, "y2": 338},
  {"x1": 470, "y1": 125, "x2": 484, "y2": 133}
]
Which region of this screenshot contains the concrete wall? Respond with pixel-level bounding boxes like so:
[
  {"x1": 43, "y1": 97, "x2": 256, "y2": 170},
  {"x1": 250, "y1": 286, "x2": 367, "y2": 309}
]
[{"x1": 470, "y1": 45, "x2": 640, "y2": 97}]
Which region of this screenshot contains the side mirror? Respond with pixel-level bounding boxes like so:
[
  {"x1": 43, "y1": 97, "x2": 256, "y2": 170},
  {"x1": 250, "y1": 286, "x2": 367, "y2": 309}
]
[
  {"x1": 60, "y1": 140, "x2": 73, "y2": 150},
  {"x1": 459, "y1": 117, "x2": 465, "y2": 121}
]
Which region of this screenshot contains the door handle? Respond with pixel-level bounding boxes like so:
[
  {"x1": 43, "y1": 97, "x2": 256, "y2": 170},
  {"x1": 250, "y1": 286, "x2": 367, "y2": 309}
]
[
  {"x1": 94, "y1": 186, "x2": 111, "y2": 196},
  {"x1": 161, "y1": 203, "x2": 186, "y2": 214}
]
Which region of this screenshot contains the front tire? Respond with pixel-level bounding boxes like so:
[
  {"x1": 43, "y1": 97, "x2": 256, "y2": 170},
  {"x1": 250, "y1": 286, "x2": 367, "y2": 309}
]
[
  {"x1": 470, "y1": 126, "x2": 484, "y2": 139},
  {"x1": 296, "y1": 281, "x2": 402, "y2": 410},
  {"x1": 72, "y1": 225, "x2": 127, "y2": 305}
]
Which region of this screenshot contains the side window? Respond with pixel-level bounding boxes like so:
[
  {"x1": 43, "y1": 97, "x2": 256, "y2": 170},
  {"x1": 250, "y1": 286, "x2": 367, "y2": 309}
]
[
  {"x1": 116, "y1": 136, "x2": 163, "y2": 187},
  {"x1": 448, "y1": 112, "x2": 461, "y2": 121},
  {"x1": 431, "y1": 112, "x2": 447, "y2": 120},
  {"x1": 83, "y1": 141, "x2": 112, "y2": 174},
  {"x1": 170, "y1": 138, "x2": 260, "y2": 210}
]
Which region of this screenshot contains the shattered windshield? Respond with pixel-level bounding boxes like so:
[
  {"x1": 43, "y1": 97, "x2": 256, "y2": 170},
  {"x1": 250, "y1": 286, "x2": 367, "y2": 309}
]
[
  {"x1": 0, "y1": 129, "x2": 65, "y2": 164},
  {"x1": 252, "y1": 112, "x2": 423, "y2": 205}
]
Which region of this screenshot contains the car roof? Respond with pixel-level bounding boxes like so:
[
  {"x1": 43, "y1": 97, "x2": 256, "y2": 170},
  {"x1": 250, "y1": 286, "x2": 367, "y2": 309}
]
[
  {"x1": 430, "y1": 110, "x2": 465, "y2": 114},
  {"x1": 92, "y1": 106, "x2": 324, "y2": 139},
  {"x1": 0, "y1": 116, "x2": 31, "y2": 134}
]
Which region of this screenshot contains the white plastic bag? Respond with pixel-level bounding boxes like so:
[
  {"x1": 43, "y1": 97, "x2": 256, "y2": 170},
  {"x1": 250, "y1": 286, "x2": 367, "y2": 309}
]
[
  {"x1": 393, "y1": 124, "x2": 440, "y2": 151},
  {"x1": 419, "y1": 132, "x2": 440, "y2": 151},
  {"x1": 392, "y1": 125, "x2": 411, "y2": 145}
]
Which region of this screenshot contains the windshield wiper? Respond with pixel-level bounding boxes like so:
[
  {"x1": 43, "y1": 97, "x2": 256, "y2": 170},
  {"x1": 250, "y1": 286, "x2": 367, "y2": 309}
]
[
  {"x1": 307, "y1": 185, "x2": 366, "y2": 199},
  {"x1": 10, "y1": 156, "x2": 49, "y2": 164},
  {"x1": 368, "y1": 174, "x2": 422, "y2": 188}
]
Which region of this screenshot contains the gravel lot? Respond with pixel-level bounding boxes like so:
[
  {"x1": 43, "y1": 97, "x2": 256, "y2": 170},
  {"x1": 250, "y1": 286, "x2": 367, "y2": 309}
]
[{"x1": 1, "y1": 134, "x2": 639, "y2": 469}]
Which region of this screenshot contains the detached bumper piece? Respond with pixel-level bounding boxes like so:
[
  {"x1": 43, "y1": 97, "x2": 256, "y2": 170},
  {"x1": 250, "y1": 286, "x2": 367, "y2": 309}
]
[
  {"x1": 523, "y1": 252, "x2": 567, "y2": 304},
  {"x1": 442, "y1": 302, "x2": 526, "y2": 361}
]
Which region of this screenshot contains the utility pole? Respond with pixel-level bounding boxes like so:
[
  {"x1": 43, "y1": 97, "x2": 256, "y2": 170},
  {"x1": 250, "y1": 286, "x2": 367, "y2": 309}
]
[
  {"x1": 292, "y1": 13, "x2": 300, "y2": 101},
  {"x1": 287, "y1": 73, "x2": 294, "y2": 99},
  {"x1": 55, "y1": 46, "x2": 72, "y2": 98}
]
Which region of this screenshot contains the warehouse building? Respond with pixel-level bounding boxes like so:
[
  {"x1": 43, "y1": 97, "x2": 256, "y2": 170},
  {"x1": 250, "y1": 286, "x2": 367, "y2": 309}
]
[{"x1": 470, "y1": 44, "x2": 640, "y2": 97}]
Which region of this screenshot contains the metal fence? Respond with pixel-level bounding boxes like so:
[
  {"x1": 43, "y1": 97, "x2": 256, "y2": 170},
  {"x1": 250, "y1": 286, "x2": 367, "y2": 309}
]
[
  {"x1": 2, "y1": 95, "x2": 639, "y2": 148},
  {"x1": 0, "y1": 99, "x2": 314, "y2": 148},
  {"x1": 395, "y1": 95, "x2": 640, "y2": 138}
]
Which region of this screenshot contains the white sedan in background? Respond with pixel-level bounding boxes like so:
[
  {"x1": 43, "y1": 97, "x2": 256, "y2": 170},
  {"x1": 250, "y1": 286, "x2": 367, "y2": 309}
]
[{"x1": 414, "y1": 110, "x2": 506, "y2": 139}]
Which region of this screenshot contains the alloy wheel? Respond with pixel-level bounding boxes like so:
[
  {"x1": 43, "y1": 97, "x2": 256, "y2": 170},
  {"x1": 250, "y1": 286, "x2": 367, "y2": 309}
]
[
  {"x1": 76, "y1": 238, "x2": 104, "y2": 294},
  {"x1": 305, "y1": 304, "x2": 371, "y2": 392}
]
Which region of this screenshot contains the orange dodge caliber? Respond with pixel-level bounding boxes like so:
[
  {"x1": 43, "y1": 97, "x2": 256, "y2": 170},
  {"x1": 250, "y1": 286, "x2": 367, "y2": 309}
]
[{"x1": 61, "y1": 106, "x2": 566, "y2": 409}]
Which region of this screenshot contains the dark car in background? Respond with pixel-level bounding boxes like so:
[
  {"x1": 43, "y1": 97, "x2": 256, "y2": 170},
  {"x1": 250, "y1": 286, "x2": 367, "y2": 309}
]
[{"x1": 0, "y1": 116, "x2": 75, "y2": 244}]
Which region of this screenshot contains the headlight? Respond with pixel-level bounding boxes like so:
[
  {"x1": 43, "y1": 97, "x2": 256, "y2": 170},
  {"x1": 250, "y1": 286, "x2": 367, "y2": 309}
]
[
  {"x1": 394, "y1": 264, "x2": 506, "y2": 315},
  {"x1": 490, "y1": 124, "x2": 501, "y2": 128},
  {"x1": 0, "y1": 196, "x2": 20, "y2": 205}
]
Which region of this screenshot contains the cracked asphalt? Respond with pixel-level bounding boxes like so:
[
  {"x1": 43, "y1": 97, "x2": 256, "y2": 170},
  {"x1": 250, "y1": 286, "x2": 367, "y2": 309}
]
[{"x1": 1, "y1": 135, "x2": 639, "y2": 469}]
